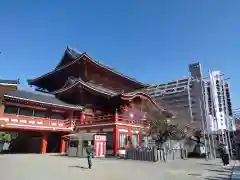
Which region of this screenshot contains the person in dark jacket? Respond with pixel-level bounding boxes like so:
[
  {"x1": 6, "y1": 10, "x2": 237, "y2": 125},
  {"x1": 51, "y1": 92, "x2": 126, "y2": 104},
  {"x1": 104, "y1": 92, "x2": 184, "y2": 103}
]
[
  {"x1": 223, "y1": 145, "x2": 230, "y2": 165},
  {"x1": 219, "y1": 144, "x2": 229, "y2": 166},
  {"x1": 86, "y1": 141, "x2": 94, "y2": 169}
]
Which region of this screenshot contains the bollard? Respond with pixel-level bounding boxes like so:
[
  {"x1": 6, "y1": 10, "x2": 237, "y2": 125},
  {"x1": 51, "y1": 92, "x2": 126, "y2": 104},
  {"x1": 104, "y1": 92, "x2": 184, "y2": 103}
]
[
  {"x1": 132, "y1": 150, "x2": 136, "y2": 160},
  {"x1": 136, "y1": 149, "x2": 139, "y2": 160},
  {"x1": 149, "y1": 151, "x2": 152, "y2": 161},
  {"x1": 160, "y1": 149, "x2": 164, "y2": 161},
  {"x1": 128, "y1": 150, "x2": 132, "y2": 159},
  {"x1": 158, "y1": 150, "x2": 161, "y2": 161},
  {"x1": 165, "y1": 151, "x2": 168, "y2": 162},
  {"x1": 139, "y1": 151, "x2": 142, "y2": 161},
  {"x1": 155, "y1": 149, "x2": 159, "y2": 162},
  {"x1": 143, "y1": 151, "x2": 147, "y2": 161}
]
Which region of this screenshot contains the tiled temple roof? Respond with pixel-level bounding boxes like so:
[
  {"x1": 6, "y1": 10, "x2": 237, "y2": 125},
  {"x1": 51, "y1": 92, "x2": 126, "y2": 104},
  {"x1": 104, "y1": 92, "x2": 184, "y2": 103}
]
[
  {"x1": 0, "y1": 79, "x2": 19, "y2": 85},
  {"x1": 28, "y1": 47, "x2": 147, "y2": 87},
  {"x1": 4, "y1": 90, "x2": 82, "y2": 109},
  {"x1": 52, "y1": 77, "x2": 120, "y2": 97}
]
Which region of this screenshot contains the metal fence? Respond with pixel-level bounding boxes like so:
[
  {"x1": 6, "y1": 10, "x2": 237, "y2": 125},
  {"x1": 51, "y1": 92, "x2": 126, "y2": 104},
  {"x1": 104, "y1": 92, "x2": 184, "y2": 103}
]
[{"x1": 126, "y1": 148, "x2": 187, "y2": 162}]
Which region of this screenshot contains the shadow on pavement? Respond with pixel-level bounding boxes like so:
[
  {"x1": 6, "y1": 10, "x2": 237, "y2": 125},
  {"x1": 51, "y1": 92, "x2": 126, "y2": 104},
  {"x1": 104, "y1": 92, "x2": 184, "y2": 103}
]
[
  {"x1": 205, "y1": 168, "x2": 232, "y2": 173},
  {"x1": 188, "y1": 173, "x2": 202, "y2": 177},
  {"x1": 203, "y1": 177, "x2": 230, "y2": 180},
  {"x1": 198, "y1": 163, "x2": 222, "y2": 167},
  {"x1": 202, "y1": 166, "x2": 233, "y2": 180},
  {"x1": 68, "y1": 165, "x2": 89, "y2": 169}
]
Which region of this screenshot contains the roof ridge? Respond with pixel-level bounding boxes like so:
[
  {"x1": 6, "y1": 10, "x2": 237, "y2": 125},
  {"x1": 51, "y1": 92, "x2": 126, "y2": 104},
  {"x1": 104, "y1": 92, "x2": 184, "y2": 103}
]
[
  {"x1": 83, "y1": 53, "x2": 146, "y2": 86},
  {"x1": 51, "y1": 78, "x2": 117, "y2": 96},
  {"x1": 27, "y1": 53, "x2": 86, "y2": 84}
]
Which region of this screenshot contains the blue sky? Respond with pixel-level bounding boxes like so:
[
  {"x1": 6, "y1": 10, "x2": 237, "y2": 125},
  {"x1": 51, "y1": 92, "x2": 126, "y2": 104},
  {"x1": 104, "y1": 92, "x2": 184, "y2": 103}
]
[{"x1": 0, "y1": 0, "x2": 240, "y2": 107}]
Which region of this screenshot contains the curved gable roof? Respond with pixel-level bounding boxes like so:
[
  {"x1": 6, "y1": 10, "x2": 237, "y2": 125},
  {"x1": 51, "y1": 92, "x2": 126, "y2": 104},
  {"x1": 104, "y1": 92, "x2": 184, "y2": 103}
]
[
  {"x1": 121, "y1": 92, "x2": 174, "y2": 117},
  {"x1": 28, "y1": 47, "x2": 147, "y2": 87},
  {"x1": 52, "y1": 78, "x2": 119, "y2": 97}
]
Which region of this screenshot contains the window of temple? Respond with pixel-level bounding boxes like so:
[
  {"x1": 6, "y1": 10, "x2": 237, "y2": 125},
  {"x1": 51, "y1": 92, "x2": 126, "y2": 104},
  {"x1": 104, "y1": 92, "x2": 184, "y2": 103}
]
[
  {"x1": 50, "y1": 112, "x2": 65, "y2": 120},
  {"x1": 119, "y1": 134, "x2": 127, "y2": 148},
  {"x1": 4, "y1": 105, "x2": 18, "y2": 115},
  {"x1": 34, "y1": 109, "x2": 47, "y2": 118},
  {"x1": 131, "y1": 134, "x2": 138, "y2": 148},
  {"x1": 18, "y1": 107, "x2": 33, "y2": 116}
]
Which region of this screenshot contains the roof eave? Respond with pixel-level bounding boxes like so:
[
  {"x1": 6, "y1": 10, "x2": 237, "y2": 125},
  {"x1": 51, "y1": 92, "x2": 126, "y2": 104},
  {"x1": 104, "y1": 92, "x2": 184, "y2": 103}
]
[
  {"x1": 83, "y1": 53, "x2": 147, "y2": 87},
  {"x1": 27, "y1": 53, "x2": 86, "y2": 86},
  {"x1": 0, "y1": 79, "x2": 20, "y2": 85},
  {"x1": 120, "y1": 92, "x2": 174, "y2": 117},
  {"x1": 52, "y1": 79, "x2": 117, "y2": 98},
  {"x1": 3, "y1": 95, "x2": 82, "y2": 110}
]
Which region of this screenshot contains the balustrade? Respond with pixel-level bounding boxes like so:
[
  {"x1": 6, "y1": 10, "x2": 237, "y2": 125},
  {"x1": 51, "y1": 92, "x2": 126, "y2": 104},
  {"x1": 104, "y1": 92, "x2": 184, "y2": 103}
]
[
  {"x1": 74, "y1": 114, "x2": 151, "y2": 127},
  {"x1": 0, "y1": 114, "x2": 73, "y2": 131}
]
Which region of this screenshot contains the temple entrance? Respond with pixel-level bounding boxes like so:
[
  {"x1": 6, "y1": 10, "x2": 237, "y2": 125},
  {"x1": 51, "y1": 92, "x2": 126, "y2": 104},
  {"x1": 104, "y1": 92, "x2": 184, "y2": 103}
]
[
  {"x1": 106, "y1": 132, "x2": 113, "y2": 155},
  {"x1": 0, "y1": 130, "x2": 63, "y2": 154},
  {"x1": 6, "y1": 131, "x2": 42, "y2": 153},
  {"x1": 46, "y1": 132, "x2": 61, "y2": 153}
]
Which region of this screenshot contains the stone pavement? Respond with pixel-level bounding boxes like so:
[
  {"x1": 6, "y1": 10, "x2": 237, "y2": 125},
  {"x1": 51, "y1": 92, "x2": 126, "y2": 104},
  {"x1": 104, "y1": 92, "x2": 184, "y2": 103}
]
[
  {"x1": 0, "y1": 154, "x2": 235, "y2": 180},
  {"x1": 231, "y1": 160, "x2": 240, "y2": 180}
]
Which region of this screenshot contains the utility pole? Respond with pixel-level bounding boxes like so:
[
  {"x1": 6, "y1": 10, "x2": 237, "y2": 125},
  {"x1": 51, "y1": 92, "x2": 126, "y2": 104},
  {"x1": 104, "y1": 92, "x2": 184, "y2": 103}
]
[
  {"x1": 222, "y1": 78, "x2": 233, "y2": 158},
  {"x1": 199, "y1": 99, "x2": 209, "y2": 160},
  {"x1": 192, "y1": 76, "x2": 215, "y2": 160}
]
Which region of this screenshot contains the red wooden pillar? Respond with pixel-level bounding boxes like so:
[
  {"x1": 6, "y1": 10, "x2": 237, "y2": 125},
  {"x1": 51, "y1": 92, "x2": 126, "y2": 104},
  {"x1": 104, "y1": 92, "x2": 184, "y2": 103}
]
[
  {"x1": 60, "y1": 136, "x2": 66, "y2": 153},
  {"x1": 80, "y1": 111, "x2": 85, "y2": 124},
  {"x1": 113, "y1": 110, "x2": 119, "y2": 156},
  {"x1": 113, "y1": 126, "x2": 119, "y2": 156},
  {"x1": 41, "y1": 133, "x2": 48, "y2": 153}
]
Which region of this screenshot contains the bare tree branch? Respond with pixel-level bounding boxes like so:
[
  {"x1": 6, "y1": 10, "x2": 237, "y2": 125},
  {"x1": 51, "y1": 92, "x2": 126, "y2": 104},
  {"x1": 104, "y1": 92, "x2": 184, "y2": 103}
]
[{"x1": 140, "y1": 100, "x2": 200, "y2": 141}]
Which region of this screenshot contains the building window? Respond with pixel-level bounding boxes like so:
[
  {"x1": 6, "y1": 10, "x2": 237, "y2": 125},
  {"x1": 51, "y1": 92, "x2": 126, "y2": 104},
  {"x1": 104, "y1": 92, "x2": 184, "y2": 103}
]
[
  {"x1": 119, "y1": 134, "x2": 127, "y2": 148},
  {"x1": 19, "y1": 107, "x2": 33, "y2": 116},
  {"x1": 51, "y1": 112, "x2": 65, "y2": 120},
  {"x1": 4, "y1": 105, "x2": 18, "y2": 115},
  {"x1": 131, "y1": 134, "x2": 138, "y2": 148},
  {"x1": 34, "y1": 110, "x2": 46, "y2": 118}
]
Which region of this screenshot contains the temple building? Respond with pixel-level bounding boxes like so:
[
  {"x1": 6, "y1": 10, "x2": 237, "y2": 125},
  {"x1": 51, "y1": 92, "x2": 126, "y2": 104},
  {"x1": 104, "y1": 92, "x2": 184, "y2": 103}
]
[{"x1": 0, "y1": 47, "x2": 172, "y2": 155}]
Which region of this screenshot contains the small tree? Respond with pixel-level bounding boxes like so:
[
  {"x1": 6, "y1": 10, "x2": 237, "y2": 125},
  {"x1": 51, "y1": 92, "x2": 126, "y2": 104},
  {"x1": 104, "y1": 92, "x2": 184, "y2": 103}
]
[{"x1": 139, "y1": 100, "x2": 199, "y2": 143}]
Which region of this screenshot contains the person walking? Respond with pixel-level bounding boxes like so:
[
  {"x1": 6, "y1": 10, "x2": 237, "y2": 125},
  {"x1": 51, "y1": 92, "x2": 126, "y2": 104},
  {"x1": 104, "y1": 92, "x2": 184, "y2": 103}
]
[
  {"x1": 219, "y1": 144, "x2": 230, "y2": 166},
  {"x1": 86, "y1": 141, "x2": 94, "y2": 169},
  {"x1": 223, "y1": 144, "x2": 230, "y2": 166}
]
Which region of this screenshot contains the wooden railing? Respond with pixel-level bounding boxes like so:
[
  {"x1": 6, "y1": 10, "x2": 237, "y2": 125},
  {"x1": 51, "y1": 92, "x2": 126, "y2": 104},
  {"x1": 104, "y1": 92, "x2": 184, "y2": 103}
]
[
  {"x1": 75, "y1": 114, "x2": 151, "y2": 127},
  {"x1": 0, "y1": 113, "x2": 151, "y2": 130},
  {"x1": 0, "y1": 114, "x2": 73, "y2": 131}
]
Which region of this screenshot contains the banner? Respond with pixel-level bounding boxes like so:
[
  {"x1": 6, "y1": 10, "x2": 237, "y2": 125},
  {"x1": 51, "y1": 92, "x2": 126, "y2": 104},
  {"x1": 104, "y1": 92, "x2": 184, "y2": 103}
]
[{"x1": 209, "y1": 70, "x2": 226, "y2": 130}]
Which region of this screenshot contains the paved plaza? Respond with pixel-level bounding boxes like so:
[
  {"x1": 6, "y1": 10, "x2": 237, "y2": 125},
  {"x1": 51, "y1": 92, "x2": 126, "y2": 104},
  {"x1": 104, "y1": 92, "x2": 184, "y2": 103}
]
[{"x1": 0, "y1": 154, "x2": 235, "y2": 180}]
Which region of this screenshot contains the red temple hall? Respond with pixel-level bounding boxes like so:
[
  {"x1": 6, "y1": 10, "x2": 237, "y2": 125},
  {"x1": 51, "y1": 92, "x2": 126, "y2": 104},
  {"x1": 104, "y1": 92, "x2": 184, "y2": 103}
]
[{"x1": 0, "y1": 47, "x2": 171, "y2": 155}]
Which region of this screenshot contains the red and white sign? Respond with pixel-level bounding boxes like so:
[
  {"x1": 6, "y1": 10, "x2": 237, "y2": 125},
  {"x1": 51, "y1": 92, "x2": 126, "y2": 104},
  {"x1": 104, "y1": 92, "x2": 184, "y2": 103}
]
[{"x1": 94, "y1": 135, "x2": 106, "y2": 158}]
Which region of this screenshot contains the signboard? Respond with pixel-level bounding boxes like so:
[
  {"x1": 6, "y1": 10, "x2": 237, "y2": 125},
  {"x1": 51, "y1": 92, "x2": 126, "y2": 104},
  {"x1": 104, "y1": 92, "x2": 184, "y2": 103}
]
[
  {"x1": 209, "y1": 71, "x2": 226, "y2": 130},
  {"x1": 93, "y1": 135, "x2": 106, "y2": 158}
]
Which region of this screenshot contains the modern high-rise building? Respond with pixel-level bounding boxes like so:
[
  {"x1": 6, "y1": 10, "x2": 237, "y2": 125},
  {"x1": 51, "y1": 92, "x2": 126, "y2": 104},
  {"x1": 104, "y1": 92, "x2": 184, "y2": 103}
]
[
  {"x1": 139, "y1": 63, "x2": 235, "y2": 132},
  {"x1": 138, "y1": 63, "x2": 205, "y2": 129}
]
